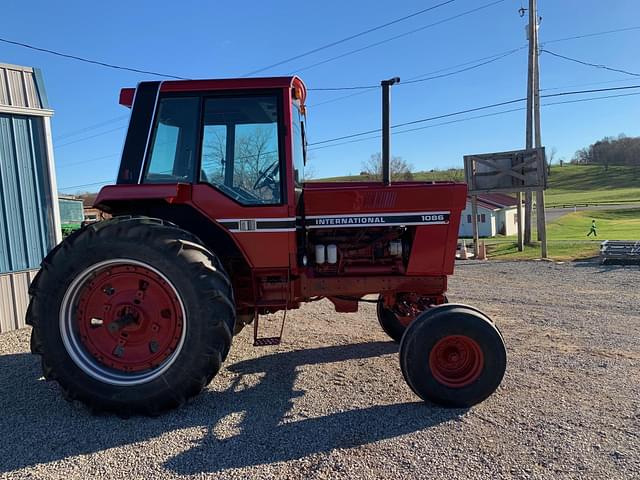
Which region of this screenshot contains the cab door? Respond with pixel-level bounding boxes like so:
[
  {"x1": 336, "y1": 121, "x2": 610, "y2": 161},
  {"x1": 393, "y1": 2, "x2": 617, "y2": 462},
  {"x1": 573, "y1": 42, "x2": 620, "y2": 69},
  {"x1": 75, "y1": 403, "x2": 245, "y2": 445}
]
[{"x1": 190, "y1": 91, "x2": 295, "y2": 269}]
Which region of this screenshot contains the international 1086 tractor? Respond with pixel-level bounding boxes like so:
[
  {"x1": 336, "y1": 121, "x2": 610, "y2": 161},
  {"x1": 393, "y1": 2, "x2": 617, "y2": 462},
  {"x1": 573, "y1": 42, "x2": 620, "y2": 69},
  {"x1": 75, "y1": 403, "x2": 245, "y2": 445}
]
[{"x1": 27, "y1": 76, "x2": 506, "y2": 415}]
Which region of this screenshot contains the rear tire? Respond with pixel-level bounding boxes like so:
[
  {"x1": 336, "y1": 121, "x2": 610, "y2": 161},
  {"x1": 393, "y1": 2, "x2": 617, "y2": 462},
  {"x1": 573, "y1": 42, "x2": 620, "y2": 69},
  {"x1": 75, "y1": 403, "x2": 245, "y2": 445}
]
[
  {"x1": 399, "y1": 304, "x2": 506, "y2": 408},
  {"x1": 27, "y1": 216, "x2": 234, "y2": 416}
]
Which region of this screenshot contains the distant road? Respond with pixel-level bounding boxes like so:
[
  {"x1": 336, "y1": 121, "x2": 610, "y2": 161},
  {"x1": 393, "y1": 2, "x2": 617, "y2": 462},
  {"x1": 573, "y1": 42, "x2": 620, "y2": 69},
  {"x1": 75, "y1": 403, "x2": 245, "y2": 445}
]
[{"x1": 544, "y1": 203, "x2": 640, "y2": 222}]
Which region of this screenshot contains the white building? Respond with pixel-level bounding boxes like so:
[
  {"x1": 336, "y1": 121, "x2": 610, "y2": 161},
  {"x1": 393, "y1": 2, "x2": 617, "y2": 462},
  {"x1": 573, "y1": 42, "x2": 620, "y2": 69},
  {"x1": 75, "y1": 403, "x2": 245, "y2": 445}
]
[{"x1": 459, "y1": 193, "x2": 518, "y2": 238}]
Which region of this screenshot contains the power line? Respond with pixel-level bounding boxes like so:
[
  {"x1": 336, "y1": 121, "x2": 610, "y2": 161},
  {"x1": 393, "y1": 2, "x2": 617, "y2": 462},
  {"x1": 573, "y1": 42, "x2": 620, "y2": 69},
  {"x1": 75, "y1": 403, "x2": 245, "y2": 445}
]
[
  {"x1": 544, "y1": 25, "x2": 640, "y2": 45},
  {"x1": 0, "y1": 36, "x2": 187, "y2": 79},
  {"x1": 55, "y1": 126, "x2": 127, "y2": 148},
  {"x1": 540, "y1": 84, "x2": 640, "y2": 99},
  {"x1": 541, "y1": 49, "x2": 640, "y2": 77},
  {"x1": 54, "y1": 115, "x2": 129, "y2": 141},
  {"x1": 540, "y1": 77, "x2": 635, "y2": 92},
  {"x1": 542, "y1": 91, "x2": 640, "y2": 107},
  {"x1": 307, "y1": 46, "x2": 524, "y2": 95},
  {"x1": 242, "y1": 0, "x2": 457, "y2": 77},
  {"x1": 311, "y1": 91, "x2": 640, "y2": 151},
  {"x1": 291, "y1": 0, "x2": 507, "y2": 75},
  {"x1": 401, "y1": 47, "x2": 525, "y2": 85},
  {"x1": 56, "y1": 153, "x2": 120, "y2": 169},
  {"x1": 306, "y1": 23, "x2": 640, "y2": 107},
  {"x1": 308, "y1": 46, "x2": 526, "y2": 107},
  {"x1": 308, "y1": 97, "x2": 526, "y2": 145},
  {"x1": 309, "y1": 84, "x2": 640, "y2": 146},
  {"x1": 58, "y1": 180, "x2": 114, "y2": 191}
]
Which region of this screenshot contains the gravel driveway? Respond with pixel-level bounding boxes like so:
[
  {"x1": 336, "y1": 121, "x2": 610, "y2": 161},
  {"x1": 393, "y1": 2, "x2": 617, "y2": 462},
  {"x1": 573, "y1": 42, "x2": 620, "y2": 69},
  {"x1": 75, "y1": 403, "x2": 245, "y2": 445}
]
[{"x1": 0, "y1": 261, "x2": 638, "y2": 479}]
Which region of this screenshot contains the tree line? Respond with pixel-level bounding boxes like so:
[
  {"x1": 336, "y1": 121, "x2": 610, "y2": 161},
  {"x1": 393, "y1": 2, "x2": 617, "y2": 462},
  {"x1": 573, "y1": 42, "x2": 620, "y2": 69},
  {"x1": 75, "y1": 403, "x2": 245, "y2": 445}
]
[{"x1": 572, "y1": 134, "x2": 640, "y2": 171}]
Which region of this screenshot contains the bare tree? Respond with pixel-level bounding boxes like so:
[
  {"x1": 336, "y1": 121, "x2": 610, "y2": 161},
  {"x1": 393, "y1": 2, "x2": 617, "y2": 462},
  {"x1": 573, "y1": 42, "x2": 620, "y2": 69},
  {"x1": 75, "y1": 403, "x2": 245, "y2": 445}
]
[
  {"x1": 546, "y1": 146, "x2": 557, "y2": 176},
  {"x1": 202, "y1": 126, "x2": 278, "y2": 188},
  {"x1": 303, "y1": 163, "x2": 318, "y2": 181},
  {"x1": 362, "y1": 153, "x2": 414, "y2": 181}
]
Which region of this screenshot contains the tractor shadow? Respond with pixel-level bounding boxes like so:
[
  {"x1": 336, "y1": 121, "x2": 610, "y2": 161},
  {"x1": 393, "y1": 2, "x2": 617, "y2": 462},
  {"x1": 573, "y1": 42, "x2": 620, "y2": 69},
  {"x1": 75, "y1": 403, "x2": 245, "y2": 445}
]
[{"x1": 0, "y1": 341, "x2": 465, "y2": 475}]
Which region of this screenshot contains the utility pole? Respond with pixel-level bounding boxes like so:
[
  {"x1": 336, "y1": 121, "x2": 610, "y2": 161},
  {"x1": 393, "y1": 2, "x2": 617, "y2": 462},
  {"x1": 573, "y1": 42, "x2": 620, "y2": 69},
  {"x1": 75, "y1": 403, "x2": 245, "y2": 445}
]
[
  {"x1": 532, "y1": 0, "x2": 548, "y2": 257},
  {"x1": 524, "y1": 0, "x2": 536, "y2": 246},
  {"x1": 523, "y1": 0, "x2": 547, "y2": 257}
]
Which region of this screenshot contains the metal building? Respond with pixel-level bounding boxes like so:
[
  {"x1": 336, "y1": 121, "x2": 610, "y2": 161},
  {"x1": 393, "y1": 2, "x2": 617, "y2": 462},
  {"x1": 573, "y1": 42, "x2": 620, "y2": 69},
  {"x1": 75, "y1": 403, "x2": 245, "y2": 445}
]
[{"x1": 0, "y1": 62, "x2": 60, "y2": 333}]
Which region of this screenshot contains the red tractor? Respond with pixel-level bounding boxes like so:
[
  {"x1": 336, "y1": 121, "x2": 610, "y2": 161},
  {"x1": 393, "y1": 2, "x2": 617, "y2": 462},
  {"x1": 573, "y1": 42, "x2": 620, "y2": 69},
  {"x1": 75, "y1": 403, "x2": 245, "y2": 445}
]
[{"x1": 27, "y1": 76, "x2": 506, "y2": 415}]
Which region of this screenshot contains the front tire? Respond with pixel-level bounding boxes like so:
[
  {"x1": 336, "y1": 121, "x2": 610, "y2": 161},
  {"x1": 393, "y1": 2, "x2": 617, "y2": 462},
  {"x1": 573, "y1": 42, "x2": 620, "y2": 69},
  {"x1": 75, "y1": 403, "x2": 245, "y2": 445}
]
[
  {"x1": 399, "y1": 304, "x2": 506, "y2": 408},
  {"x1": 27, "y1": 216, "x2": 234, "y2": 415}
]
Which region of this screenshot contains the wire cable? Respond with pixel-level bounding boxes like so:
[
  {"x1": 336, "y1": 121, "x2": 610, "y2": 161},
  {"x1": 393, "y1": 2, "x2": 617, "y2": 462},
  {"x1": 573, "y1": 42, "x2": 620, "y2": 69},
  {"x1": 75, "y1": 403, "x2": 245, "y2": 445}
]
[
  {"x1": 0, "y1": 36, "x2": 187, "y2": 79},
  {"x1": 308, "y1": 46, "x2": 526, "y2": 107},
  {"x1": 55, "y1": 126, "x2": 127, "y2": 148},
  {"x1": 309, "y1": 84, "x2": 640, "y2": 146},
  {"x1": 241, "y1": 0, "x2": 457, "y2": 76},
  {"x1": 541, "y1": 49, "x2": 640, "y2": 77},
  {"x1": 56, "y1": 153, "x2": 120, "y2": 169},
  {"x1": 544, "y1": 25, "x2": 640, "y2": 45},
  {"x1": 54, "y1": 115, "x2": 129, "y2": 141},
  {"x1": 401, "y1": 47, "x2": 525, "y2": 85},
  {"x1": 291, "y1": 0, "x2": 506, "y2": 75}
]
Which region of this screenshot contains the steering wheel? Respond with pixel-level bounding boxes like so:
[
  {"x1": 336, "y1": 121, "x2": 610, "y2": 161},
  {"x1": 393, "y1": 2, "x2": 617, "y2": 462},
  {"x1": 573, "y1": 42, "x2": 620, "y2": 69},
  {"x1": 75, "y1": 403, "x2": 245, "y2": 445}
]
[{"x1": 253, "y1": 160, "x2": 279, "y2": 190}]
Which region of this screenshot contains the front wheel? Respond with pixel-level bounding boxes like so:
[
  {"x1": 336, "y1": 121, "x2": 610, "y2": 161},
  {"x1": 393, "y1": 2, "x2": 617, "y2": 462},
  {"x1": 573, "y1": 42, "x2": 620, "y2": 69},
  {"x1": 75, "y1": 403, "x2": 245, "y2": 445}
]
[
  {"x1": 399, "y1": 304, "x2": 506, "y2": 408},
  {"x1": 27, "y1": 216, "x2": 235, "y2": 415}
]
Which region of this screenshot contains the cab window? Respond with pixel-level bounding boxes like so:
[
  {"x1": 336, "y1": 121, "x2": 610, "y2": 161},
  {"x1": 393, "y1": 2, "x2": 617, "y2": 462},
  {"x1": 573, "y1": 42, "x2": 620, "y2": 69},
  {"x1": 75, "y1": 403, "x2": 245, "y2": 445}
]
[
  {"x1": 143, "y1": 97, "x2": 199, "y2": 183},
  {"x1": 200, "y1": 95, "x2": 282, "y2": 205}
]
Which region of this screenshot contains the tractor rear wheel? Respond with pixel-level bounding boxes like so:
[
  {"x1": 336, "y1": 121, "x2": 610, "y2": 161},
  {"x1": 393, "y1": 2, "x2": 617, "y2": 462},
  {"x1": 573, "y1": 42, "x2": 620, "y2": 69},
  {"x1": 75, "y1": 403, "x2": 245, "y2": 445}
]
[
  {"x1": 377, "y1": 294, "x2": 447, "y2": 343},
  {"x1": 399, "y1": 304, "x2": 506, "y2": 408},
  {"x1": 27, "y1": 216, "x2": 234, "y2": 416}
]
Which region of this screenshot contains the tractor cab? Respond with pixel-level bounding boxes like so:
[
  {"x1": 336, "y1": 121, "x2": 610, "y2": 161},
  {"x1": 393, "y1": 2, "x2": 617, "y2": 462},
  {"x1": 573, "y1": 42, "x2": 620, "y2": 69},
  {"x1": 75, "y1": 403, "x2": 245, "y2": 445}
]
[{"x1": 116, "y1": 77, "x2": 306, "y2": 206}]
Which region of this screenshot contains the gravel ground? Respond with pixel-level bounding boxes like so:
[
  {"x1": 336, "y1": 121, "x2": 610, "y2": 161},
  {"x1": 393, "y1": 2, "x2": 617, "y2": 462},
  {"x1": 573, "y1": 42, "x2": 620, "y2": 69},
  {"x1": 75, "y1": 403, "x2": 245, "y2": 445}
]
[{"x1": 0, "y1": 260, "x2": 638, "y2": 479}]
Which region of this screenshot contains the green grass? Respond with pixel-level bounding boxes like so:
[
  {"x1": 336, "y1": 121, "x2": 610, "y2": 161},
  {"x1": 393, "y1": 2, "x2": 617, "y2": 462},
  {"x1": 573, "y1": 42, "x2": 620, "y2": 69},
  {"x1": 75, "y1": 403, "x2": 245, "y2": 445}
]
[
  {"x1": 485, "y1": 241, "x2": 600, "y2": 261},
  {"x1": 318, "y1": 164, "x2": 640, "y2": 206},
  {"x1": 484, "y1": 207, "x2": 640, "y2": 260},
  {"x1": 545, "y1": 165, "x2": 640, "y2": 206},
  {"x1": 546, "y1": 208, "x2": 640, "y2": 240}
]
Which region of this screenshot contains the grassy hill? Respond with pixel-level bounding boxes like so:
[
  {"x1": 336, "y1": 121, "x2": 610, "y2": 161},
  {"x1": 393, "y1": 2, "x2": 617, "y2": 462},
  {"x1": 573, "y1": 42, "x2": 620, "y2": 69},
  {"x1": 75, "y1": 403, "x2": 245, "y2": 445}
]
[
  {"x1": 544, "y1": 165, "x2": 640, "y2": 206},
  {"x1": 317, "y1": 164, "x2": 640, "y2": 206}
]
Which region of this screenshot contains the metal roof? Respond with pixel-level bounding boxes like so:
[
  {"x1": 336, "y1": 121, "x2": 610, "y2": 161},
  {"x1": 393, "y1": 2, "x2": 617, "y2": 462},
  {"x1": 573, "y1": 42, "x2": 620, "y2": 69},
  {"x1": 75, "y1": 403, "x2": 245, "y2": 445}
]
[{"x1": 0, "y1": 62, "x2": 52, "y2": 116}]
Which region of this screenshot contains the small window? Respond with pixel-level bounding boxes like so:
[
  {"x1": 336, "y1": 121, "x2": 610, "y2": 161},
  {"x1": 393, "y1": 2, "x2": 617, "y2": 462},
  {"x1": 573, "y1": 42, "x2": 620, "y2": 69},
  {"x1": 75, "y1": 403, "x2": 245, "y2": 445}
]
[
  {"x1": 200, "y1": 95, "x2": 282, "y2": 205},
  {"x1": 481, "y1": 214, "x2": 486, "y2": 223},
  {"x1": 467, "y1": 214, "x2": 472, "y2": 224},
  {"x1": 144, "y1": 97, "x2": 199, "y2": 183}
]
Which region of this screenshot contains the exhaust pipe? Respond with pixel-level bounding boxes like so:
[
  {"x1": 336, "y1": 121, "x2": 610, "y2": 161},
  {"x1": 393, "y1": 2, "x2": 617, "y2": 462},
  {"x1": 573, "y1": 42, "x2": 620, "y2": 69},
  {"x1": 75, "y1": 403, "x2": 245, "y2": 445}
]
[{"x1": 381, "y1": 76, "x2": 400, "y2": 186}]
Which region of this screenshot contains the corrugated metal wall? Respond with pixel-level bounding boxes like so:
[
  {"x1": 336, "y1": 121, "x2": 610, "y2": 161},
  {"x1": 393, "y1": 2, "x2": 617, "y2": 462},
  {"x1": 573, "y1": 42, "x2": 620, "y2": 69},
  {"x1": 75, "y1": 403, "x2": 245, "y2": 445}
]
[
  {"x1": 0, "y1": 63, "x2": 57, "y2": 333},
  {"x1": 0, "y1": 64, "x2": 43, "y2": 109},
  {"x1": 0, "y1": 114, "x2": 53, "y2": 272},
  {"x1": 0, "y1": 269, "x2": 38, "y2": 333}
]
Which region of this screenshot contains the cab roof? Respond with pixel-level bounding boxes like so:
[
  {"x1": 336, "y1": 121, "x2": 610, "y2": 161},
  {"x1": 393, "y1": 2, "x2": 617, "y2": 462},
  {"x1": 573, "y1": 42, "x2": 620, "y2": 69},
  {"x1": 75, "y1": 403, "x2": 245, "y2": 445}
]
[{"x1": 119, "y1": 76, "x2": 307, "y2": 108}]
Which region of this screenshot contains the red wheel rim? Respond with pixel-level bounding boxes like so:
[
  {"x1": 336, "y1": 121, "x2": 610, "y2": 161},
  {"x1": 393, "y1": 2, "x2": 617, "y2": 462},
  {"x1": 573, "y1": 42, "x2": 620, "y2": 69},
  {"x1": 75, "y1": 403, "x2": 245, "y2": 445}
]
[
  {"x1": 75, "y1": 263, "x2": 184, "y2": 373},
  {"x1": 429, "y1": 335, "x2": 484, "y2": 388}
]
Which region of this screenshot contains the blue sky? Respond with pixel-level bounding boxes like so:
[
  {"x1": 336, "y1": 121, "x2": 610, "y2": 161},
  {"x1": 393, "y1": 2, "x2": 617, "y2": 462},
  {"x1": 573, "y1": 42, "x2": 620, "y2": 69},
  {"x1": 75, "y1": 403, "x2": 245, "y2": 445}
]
[{"x1": 1, "y1": 0, "x2": 639, "y2": 192}]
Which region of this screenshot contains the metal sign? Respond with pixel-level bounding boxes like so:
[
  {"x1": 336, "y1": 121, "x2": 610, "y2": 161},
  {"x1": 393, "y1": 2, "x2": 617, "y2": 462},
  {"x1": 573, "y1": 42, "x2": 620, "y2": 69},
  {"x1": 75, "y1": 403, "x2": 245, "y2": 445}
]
[{"x1": 464, "y1": 147, "x2": 546, "y2": 194}]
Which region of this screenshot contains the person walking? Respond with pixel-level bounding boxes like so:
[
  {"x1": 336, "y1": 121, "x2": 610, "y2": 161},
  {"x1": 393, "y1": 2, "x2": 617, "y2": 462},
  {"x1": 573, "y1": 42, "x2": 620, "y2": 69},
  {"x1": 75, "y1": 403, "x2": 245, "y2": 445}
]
[{"x1": 587, "y1": 219, "x2": 597, "y2": 237}]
